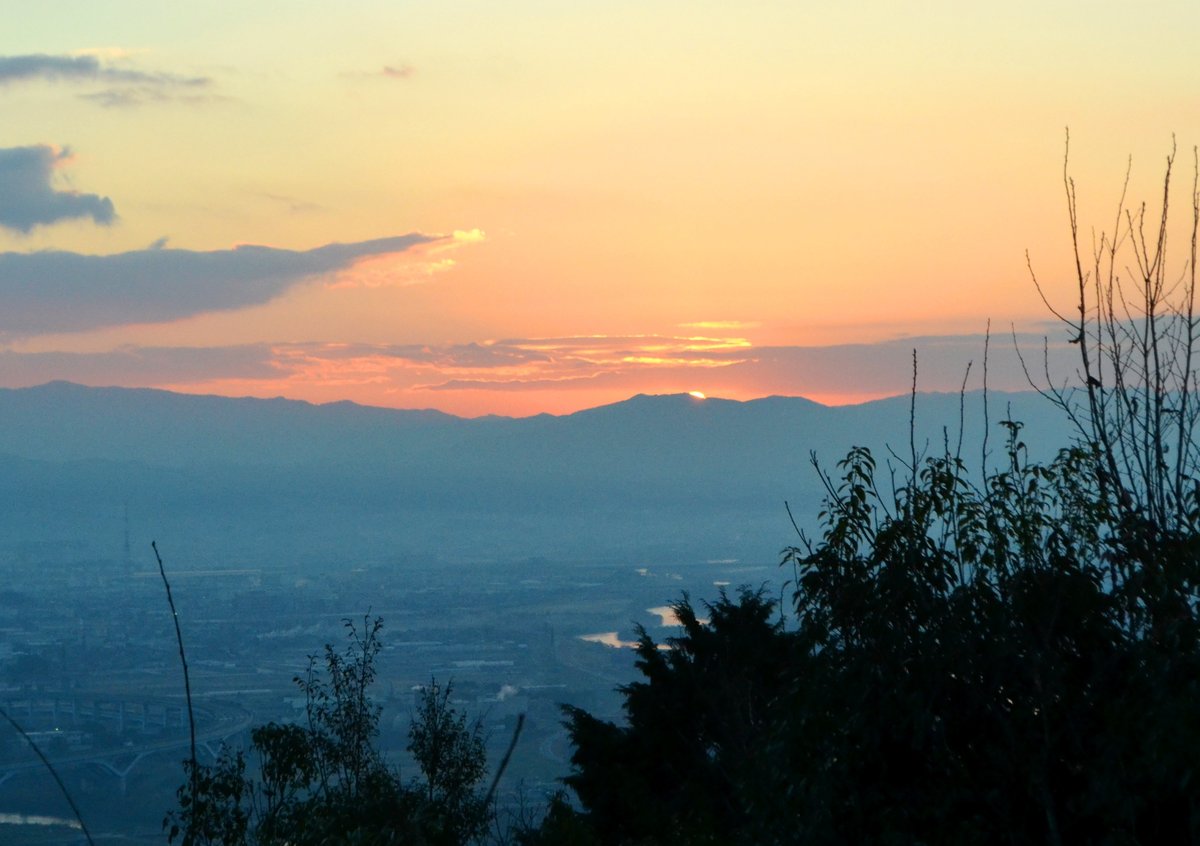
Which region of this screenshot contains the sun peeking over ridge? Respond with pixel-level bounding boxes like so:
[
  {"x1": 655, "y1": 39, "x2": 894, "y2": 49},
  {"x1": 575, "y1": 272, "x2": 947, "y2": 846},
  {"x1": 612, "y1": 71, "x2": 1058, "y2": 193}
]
[{"x1": 689, "y1": 391, "x2": 707, "y2": 400}]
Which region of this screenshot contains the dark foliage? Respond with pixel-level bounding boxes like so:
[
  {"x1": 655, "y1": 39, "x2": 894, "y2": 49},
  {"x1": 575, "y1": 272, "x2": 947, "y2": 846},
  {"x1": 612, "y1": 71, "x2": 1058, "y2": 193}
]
[
  {"x1": 161, "y1": 142, "x2": 1200, "y2": 844},
  {"x1": 409, "y1": 678, "x2": 488, "y2": 823},
  {"x1": 563, "y1": 588, "x2": 792, "y2": 844},
  {"x1": 543, "y1": 136, "x2": 1200, "y2": 846},
  {"x1": 166, "y1": 617, "x2": 491, "y2": 845},
  {"x1": 555, "y1": 428, "x2": 1200, "y2": 845}
]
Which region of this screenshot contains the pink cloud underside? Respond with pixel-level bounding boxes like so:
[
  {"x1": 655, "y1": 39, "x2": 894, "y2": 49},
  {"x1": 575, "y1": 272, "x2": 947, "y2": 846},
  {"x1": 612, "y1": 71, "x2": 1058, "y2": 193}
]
[{"x1": 0, "y1": 331, "x2": 1077, "y2": 417}]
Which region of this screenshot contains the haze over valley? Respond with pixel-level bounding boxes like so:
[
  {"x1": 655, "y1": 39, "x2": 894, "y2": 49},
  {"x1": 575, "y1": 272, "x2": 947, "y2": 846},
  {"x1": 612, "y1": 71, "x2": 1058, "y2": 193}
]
[
  {"x1": 2, "y1": 1, "x2": 1194, "y2": 839},
  {"x1": 0, "y1": 382, "x2": 1069, "y2": 840},
  {"x1": 0, "y1": 382, "x2": 1068, "y2": 564}
]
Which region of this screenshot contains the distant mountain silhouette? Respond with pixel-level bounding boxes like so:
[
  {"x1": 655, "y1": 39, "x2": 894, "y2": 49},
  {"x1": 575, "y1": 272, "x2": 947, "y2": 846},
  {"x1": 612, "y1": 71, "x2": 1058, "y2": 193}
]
[{"x1": 0, "y1": 383, "x2": 1072, "y2": 564}]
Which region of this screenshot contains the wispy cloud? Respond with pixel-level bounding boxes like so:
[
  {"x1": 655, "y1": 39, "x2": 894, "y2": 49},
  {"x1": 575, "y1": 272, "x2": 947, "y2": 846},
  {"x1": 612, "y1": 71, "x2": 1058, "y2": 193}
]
[
  {"x1": 328, "y1": 228, "x2": 484, "y2": 289},
  {"x1": 0, "y1": 233, "x2": 441, "y2": 334},
  {"x1": 0, "y1": 336, "x2": 743, "y2": 393},
  {"x1": 258, "y1": 192, "x2": 325, "y2": 215},
  {"x1": 341, "y1": 63, "x2": 417, "y2": 81},
  {"x1": 0, "y1": 52, "x2": 213, "y2": 107},
  {"x1": 0, "y1": 344, "x2": 281, "y2": 385},
  {"x1": 326, "y1": 335, "x2": 758, "y2": 392},
  {"x1": 678, "y1": 320, "x2": 760, "y2": 330},
  {"x1": 381, "y1": 64, "x2": 416, "y2": 79},
  {"x1": 415, "y1": 333, "x2": 1064, "y2": 399},
  {"x1": 78, "y1": 86, "x2": 219, "y2": 108},
  {"x1": 0, "y1": 53, "x2": 198, "y2": 85},
  {"x1": 0, "y1": 145, "x2": 116, "y2": 234},
  {"x1": 0, "y1": 331, "x2": 1075, "y2": 413}
]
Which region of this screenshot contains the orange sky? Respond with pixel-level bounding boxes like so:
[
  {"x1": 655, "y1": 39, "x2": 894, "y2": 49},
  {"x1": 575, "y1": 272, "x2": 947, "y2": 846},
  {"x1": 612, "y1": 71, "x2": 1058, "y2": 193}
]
[{"x1": 2, "y1": 3, "x2": 1198, "y2": 416}]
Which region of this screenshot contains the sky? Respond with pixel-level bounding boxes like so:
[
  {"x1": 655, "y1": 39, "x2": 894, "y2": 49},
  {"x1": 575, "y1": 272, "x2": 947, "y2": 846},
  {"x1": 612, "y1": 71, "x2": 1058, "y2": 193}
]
[{"x1": 2, "y1": 1, "x2": 1198, "y2": 416}]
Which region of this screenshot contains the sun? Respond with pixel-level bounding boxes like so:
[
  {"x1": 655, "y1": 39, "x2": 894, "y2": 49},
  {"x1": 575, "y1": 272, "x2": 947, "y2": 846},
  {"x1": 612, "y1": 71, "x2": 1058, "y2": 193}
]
[{"x1": 688, "y1": 390, "x2": 707, "y2": 400}]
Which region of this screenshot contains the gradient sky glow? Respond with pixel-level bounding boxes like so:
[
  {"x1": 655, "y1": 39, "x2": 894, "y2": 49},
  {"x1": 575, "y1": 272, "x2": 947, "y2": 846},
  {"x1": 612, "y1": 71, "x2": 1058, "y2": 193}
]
[{"x1": 3, "y1": 2, "x2": 1198, "y2": 416}]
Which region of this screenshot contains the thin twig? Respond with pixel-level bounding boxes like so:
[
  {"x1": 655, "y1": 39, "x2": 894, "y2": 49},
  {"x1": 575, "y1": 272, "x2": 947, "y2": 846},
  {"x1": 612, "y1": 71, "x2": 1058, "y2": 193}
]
[
  {"x1": 784, "y1": 500, "x2": 804, "y2": 540},
  {"x1": 909, "y1": 349, "x2": 919, "y2": 477},
  {"x1": 982, "y1": 320, "x2": 991, "y2": 476},
  {"x1": 483, "y1": 713, "x2": 525, "y2": 807},
  {"x1": 153, "y1": 541, "x2": 199, "y2": 838},
  {"x1": 955, "y1": 360, "x2": 972, "y2": 465},
  {"x1": 0, "y1": 705, "x2": 95, "y2": 846}
]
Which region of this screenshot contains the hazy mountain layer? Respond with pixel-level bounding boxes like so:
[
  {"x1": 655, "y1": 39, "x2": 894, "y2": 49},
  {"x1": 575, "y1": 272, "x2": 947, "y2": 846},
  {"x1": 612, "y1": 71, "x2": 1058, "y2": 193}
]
[{"x1": 0, "y1": 383, "x2": 1072, "y2": 566}]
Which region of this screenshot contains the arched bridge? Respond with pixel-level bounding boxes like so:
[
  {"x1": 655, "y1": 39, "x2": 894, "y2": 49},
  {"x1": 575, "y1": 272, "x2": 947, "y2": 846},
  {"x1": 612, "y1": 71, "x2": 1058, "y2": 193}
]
[{"x1": 0, "y1": 692, "x2": 254, "y2": 787}]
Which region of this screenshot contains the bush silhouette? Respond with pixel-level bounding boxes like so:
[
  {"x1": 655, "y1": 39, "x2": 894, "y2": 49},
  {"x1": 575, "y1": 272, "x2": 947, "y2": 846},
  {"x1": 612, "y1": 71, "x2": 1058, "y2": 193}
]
[
  {"x1": 550, "y1": 143, "x2": 1200, "y2": 844},
  {"x1": 166, "y1": 616, "x2": 492, "y2": 845}
]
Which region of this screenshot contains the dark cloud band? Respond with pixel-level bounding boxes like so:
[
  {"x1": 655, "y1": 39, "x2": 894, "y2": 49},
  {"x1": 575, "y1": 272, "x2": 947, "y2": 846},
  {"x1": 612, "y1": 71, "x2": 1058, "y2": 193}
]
[
  {"x1": 0, "y1": 233, "x2": 440, "y2": 333},
  {"x1": 0, "y1": 344, "x2": 280, "y2": 385},
  {"x1": 0, "y1": 331, "x2": 1070, "y2": 405},
  {"x1": 0, "y1": 145, "x2": 116, "y2": 233},
  {"x1": 0, "y1": 53, "x2": 209, "y2": 88}
]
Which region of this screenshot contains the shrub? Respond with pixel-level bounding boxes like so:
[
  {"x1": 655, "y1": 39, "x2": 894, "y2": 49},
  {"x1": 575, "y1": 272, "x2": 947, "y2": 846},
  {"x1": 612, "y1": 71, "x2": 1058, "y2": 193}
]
[{"x1": 166, "y1": 617, "x2": 492, "y2": 846}]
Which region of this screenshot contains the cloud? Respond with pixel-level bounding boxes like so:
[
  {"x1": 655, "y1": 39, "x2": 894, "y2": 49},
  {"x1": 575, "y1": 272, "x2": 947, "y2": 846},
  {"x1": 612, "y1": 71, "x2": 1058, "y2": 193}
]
[
  {"x1": 411, "y1": 335, "x2": 754, "y2": 392},
  {"x1": 0, "y1": 52, "x2": 212, "y2": 106},
  {"x1": 426, "y1": 372, "x2": 621, "y2": 392},
  {"x1": 0, "y1": 233, "x2": 441, "y2": 333},
  {"x1": 0, "y1": 344, "x2": 280, "y2": 386},
  {"x1": 0, "y1": 145, "x2": 116, "y2": 233},
  {"x1": 258, "y1": 192, "x2": 324, "y2": 215},
  {"x1": 327, "y1": 254, "x2": 458, "y2": 289},
  {"x1": 701, "y1": 332, "x2": 1076, "y2": 403},
  {"x1": 0, "y1": 335, "x2": 743, "y2": 392},
  {"x1": 337, "y1": 342, "x2": 552, "y2": 368},
  {"x1": 342, "y1": 64, "x2": 417, "y2": 81},
  {"x1": 0, "y1": 340, "x2": 549, "y2": 391},
  {"x1": 328, "y1": 228, "x2": 484, "y2": 288},
  {"x1": 678, "y1": 320, "x2": 760, "y2": 330},
  {"x1": 0, "y1": 52, "x2": 209, "y2": 86},
  {"x1": 0, "y1": 330, "x2": 1079, "y2": 413},
  {"x1": 414, "y1": 332, "x2": 1069, "y2": 399},
  {"x1": 78, "y1": 86, "x2": 219, "y2": 108}
]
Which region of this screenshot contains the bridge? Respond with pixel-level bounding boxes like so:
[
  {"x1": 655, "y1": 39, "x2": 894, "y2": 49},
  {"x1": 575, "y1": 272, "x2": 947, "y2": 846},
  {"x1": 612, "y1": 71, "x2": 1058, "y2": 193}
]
[{"x1": 0, "y1": 692, "x2": 255, "y2": 790}]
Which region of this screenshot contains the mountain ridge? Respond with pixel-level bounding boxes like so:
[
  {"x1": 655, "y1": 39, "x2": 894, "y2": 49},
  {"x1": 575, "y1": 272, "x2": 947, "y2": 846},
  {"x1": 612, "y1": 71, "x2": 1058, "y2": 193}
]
[{"x1": 0, "y1": 382, "x2": 1072, "y2": 563}]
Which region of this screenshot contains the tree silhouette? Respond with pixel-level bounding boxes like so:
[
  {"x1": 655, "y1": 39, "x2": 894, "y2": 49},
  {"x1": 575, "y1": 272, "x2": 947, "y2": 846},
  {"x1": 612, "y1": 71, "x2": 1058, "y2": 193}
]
[
  {"x1": 408, "y1": 678, "x2": 489, "y2": 842},
  {"x1": 563, "y1": 589, "x2": 791, "y2": 844},
  {"x1": 166, "y1": 617, "x2": 492, "y2": 845},
  {"x1": 550, "y1": 143, "x2": 1200, "y2": 844}
]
